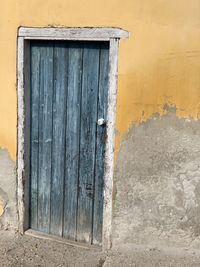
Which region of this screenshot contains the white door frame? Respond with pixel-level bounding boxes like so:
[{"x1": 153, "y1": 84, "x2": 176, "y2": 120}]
[{"x1": 17, "y1": 27, "x2": 129, "y2": 250}]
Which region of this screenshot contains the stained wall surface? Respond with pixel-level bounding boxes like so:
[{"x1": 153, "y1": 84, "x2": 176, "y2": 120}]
[
  {"x1": 113, "y1": 108, "x2": 200, "y2": 248},
  {"x1": 1, "y1": 0, "x2": 200, "y2": 246}
]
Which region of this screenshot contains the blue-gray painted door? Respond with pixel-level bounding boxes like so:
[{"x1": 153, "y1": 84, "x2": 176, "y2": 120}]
[{"x1": 30, "y1": 40, "x2": 109, "y2": 245}]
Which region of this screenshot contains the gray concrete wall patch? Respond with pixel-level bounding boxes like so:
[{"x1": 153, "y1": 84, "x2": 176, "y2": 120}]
[{"x1": 113, "y1": 108, "x2": 200, "y2": 248}]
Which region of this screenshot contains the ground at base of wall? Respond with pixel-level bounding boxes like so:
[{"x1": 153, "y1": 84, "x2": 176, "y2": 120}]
[
  {"x1": 105, "y1": 245, "x2": 200, "y2": 267},
  {"x1": 0, "y1": 230, "x2": 105, "y2": 267},
  {"x1": 1, "y1": 231, "x2": 200, "y2": 267}
]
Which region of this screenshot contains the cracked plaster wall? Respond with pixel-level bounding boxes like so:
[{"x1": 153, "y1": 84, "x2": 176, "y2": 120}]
[{"x1": 113, "y1": 109, "x2": 200, "y2": 248}]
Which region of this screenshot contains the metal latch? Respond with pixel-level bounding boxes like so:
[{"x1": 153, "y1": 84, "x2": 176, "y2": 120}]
[{"x1": 97, "y1": 118, "x2": 106, "y2": 126}]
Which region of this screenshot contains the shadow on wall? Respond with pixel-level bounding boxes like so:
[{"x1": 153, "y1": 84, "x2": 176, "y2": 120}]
[{"x1": 113, "y1": 106, "x2": 200, "y2": 249}]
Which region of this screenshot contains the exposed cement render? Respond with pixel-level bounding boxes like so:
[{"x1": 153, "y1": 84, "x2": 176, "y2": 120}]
[
  {"x1": 0, "y1": 149, "x2": 17, "y2": 229},
  {"x1": 113, "y1": 108, "x2": 200, "y2": 248}
]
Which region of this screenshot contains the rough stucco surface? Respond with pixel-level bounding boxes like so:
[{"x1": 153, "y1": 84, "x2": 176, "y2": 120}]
[
  {"x1": 0, "y1": 149, "x2": 17, "y2": 229},
  {"x1": 113, "y1": 109, "x2": 200, "y2": 248}
]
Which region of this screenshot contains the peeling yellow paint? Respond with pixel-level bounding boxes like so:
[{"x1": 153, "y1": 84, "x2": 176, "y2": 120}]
[
  {"x1": 1, "y1": 0, "x2": 200, "y2": 159},
  {"x1": 0, "y1": 204, "x2": 4, "y2": 217}
]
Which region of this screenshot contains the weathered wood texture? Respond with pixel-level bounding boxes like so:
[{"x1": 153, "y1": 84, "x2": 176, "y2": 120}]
[
  {"x1": 76, "y1": 43, "x2": 100, "y2": 243},
  {"x1": 17, "y1": 37, "x2": 25, "y2": 233},
  {"x1": 50, "y1": 43, "x2": 68, "y2": 236},
  {"x1": 30, "y1": 40, "x2": 109, "y2": 244},
  {"x1": 63, "y1": 43, "x2": 82, "y2": 240},
  {"x1": 103, "y1": 38, "x2": 119, "y2": 249},
  {"x1": 93, "y1": 44, "x2": 109, "y2": 244},
  {"x1": 19, "y1": 27, "x2": 129, "y2": 40},
  {"x1": 30, "y1": 44, "x2": 40, "y2": 230}
]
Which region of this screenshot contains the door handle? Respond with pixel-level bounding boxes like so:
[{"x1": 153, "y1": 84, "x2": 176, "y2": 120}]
[{"x1": 97, "y1": 118, "x2": 106, "y2": 126}]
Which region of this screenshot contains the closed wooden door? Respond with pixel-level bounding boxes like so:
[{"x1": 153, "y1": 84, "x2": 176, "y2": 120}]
[{"x1": 30, "y1": 40, "x2": 109, "y2": 245}]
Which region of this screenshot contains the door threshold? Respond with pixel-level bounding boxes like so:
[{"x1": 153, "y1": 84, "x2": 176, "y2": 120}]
[{"x1": 25, "y1": 229, "x2": 101, "y2": 250}]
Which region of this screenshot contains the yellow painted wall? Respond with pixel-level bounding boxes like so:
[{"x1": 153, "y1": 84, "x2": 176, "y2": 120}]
[{"x1": 1, "y1": 0, "x2": 200, "y2": 160}]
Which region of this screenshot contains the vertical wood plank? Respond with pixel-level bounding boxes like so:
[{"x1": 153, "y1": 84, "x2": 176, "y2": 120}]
[
  {"x1": 76, "y1": 42, "x2": 100, "y2": 243},
  {"x1": 37, "y1": 43, "x2": 54, "y2": 233},
  {"x1": 103, "y1": 38, "x2": 119, "y2": 250},
  {"x1": 30, "y1": 40, "x2": 110, "y2": 245},
  {"x1": 30, "y1": 43, "x2": 40, "y2": 230},
  {"x1": 24, "y1": 40, "x2": 31, "y2": 231},
  {"x1": 92, "y1": 43, "x2": 109, "y2": 244},
  {"x1": 50, "y1": 42, "x2": 68, "y2": 236},
  {"x1": 63, "y1": 43, "x2": 83, "y2": 240},
  {"x1": 17, "y1": 37, "x2": 26, "y2": 233}
]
